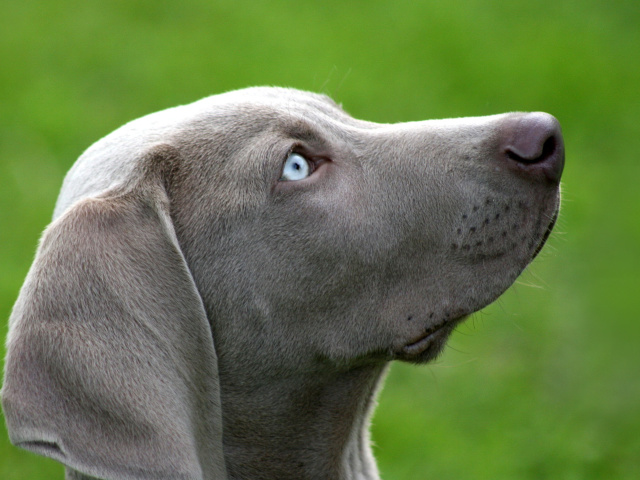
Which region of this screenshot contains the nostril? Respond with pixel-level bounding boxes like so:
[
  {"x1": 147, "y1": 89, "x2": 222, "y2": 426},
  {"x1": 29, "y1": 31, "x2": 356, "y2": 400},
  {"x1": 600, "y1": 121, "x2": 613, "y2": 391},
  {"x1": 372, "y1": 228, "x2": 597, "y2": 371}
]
[{"x1": 506, "y1": 134, "x2": 557, "y2": 164}]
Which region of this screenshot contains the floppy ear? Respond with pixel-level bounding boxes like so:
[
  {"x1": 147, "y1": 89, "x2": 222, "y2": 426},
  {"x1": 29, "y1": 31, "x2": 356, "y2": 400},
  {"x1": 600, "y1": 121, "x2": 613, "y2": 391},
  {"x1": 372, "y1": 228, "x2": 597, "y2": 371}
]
[{"x1": 1, "y1": 148, "x2": 227, "y2": 480}]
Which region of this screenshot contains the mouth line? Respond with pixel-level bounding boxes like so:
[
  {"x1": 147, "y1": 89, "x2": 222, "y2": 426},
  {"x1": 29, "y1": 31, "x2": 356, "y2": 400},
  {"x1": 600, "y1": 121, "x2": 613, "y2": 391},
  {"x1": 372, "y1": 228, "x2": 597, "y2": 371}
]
[
  {"x1": 405, "y1": 323, "x2": 447, "y2": 349},
  {"x1": 531, "y1": 206, "x2": 559, "y2": 260},
  {"x1": 402, "y1": 316, "x2": 465, "y2": 356}
]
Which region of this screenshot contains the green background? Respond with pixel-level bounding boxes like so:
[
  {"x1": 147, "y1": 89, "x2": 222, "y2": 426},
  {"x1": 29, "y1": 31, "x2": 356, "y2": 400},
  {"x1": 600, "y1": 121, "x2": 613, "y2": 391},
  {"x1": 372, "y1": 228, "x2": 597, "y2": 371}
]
[{"x1": 1, "y1": 1, "x2": 638, "y2": 478}]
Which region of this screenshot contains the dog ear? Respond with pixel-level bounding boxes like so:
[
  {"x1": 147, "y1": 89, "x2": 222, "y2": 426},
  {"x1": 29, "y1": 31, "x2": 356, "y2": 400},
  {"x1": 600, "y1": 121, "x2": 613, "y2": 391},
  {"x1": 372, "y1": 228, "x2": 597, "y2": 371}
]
[{"x1": 1, "y1": 146, "x2": 227, "y2": 479}]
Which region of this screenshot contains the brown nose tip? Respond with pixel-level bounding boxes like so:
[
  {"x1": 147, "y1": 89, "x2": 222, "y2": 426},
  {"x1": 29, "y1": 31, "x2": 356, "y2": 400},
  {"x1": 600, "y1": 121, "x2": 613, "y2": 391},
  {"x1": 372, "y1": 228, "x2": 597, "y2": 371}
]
[{"x1": 501, "y1": 112, "x2": 564, "y2": 183}]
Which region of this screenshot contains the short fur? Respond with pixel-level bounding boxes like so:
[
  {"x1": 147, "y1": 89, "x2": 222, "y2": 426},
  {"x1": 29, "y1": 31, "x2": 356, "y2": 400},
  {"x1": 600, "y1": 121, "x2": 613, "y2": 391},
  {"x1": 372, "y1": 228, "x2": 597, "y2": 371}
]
[{"x1": 2, "y1": 87, "x2": 564, "y2": 479}]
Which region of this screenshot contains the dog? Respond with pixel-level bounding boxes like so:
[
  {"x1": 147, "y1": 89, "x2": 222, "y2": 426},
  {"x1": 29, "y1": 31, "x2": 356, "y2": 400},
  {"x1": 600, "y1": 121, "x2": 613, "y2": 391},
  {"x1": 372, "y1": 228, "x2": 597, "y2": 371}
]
[{"x1": 2, "y1": 87, "x2": 564, "y2": 479}]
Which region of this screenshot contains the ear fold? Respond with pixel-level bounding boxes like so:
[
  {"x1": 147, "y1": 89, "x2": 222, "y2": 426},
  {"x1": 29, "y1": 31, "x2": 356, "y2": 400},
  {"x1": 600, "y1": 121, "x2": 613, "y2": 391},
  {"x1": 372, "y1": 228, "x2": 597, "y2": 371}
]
[{"x1": 1, "y1": 158, "x2": 227, "y2": 479}]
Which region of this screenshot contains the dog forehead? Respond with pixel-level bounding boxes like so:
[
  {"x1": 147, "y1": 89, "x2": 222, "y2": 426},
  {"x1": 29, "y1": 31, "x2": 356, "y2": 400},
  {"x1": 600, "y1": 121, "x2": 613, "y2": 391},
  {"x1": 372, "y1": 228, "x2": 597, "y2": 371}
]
[
  {"x1": 209, "y1": 87, "x2": 344, "y2": 115},
  {"x1": 189, "y1": 87, "x2": 369, "y2": 138}
]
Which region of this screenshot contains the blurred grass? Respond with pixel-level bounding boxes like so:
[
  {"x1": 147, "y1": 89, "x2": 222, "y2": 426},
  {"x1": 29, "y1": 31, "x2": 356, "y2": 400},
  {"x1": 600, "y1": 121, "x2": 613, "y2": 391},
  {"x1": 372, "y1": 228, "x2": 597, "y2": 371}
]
[{"x1": 1, "y1": 0, "x2": 638, "y2": 478}]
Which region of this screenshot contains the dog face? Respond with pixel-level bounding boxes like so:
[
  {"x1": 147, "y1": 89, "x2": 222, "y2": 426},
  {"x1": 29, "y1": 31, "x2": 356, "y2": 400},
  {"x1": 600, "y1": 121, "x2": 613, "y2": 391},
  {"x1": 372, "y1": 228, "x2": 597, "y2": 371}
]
[{"x1": 152, "y1": 88, "x2": 563, "y2": 371}]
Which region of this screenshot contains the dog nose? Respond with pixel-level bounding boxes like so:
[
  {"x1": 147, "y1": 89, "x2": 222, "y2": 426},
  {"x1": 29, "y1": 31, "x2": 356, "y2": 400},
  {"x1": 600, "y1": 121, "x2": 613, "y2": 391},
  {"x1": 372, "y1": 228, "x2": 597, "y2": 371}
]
[{"x1": 500, "y1": 112, "x2": 564, "y2": 183}]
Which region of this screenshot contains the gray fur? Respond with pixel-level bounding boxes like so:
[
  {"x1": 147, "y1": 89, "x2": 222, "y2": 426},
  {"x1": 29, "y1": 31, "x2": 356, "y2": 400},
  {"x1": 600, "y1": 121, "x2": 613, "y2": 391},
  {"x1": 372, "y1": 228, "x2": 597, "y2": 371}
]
[{"x1": 2, "y1": 87, "x2": 563, "y2": 479}]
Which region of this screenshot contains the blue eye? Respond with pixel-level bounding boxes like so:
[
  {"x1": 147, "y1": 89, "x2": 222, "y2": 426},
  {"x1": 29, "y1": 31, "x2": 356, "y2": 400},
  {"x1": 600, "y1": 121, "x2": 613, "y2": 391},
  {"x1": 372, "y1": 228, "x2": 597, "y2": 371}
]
[{"x1": 280, "y1": 153, "x2": 312, "y2": 181}]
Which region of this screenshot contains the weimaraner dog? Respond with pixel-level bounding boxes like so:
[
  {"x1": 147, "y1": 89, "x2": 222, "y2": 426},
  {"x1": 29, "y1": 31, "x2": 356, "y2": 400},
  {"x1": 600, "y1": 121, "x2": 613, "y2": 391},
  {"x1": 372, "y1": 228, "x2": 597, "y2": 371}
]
[{"x1": 2, "y1": 87, "x2": 564, "y2": 479}]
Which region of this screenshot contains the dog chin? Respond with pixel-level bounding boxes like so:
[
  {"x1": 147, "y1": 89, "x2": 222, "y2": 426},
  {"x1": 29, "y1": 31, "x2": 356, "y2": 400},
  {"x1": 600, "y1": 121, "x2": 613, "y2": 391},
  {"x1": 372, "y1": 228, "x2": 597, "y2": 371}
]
[{"x1": 395, "y1": 316, "x2": 466, "y2": 364}]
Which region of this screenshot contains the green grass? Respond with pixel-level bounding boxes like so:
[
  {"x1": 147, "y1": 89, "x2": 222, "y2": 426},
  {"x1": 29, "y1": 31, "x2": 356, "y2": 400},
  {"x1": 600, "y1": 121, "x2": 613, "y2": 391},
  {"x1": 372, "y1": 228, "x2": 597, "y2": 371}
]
[{"x1": 1, "y1": 0, "x2": 639, "y2": 478}]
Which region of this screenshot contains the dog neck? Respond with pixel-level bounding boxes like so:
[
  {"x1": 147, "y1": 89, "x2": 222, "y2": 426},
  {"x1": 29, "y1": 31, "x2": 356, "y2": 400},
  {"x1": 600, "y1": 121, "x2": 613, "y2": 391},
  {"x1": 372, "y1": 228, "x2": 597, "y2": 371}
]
[{"x1": 219, "y1": 361, "x2": 389, "y2": 480}]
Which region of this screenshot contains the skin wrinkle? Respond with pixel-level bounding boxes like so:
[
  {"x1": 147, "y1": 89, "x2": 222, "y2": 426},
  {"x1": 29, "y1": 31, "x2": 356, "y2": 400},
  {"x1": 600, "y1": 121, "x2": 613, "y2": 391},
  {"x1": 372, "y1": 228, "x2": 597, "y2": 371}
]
[{"x1": 1, "y1": 87, "x2": 563, "y2": 480}]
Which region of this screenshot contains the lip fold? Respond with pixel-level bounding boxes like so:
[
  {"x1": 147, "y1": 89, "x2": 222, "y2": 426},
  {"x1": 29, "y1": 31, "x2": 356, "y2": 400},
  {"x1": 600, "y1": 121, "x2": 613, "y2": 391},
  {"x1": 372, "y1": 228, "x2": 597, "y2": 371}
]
[
  {"x1": 402, "y1": 322, "x2": 448, "y2": 355},
  {"x1": 400, "y1": 314, "x2": 469, "y2": 359}
]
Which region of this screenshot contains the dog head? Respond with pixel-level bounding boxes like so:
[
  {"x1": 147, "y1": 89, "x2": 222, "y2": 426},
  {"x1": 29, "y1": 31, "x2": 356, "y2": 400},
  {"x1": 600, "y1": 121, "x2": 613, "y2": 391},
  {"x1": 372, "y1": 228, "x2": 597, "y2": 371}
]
[{"x1": 3, "y1": 87, "x2": 563, "y2": 479}]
